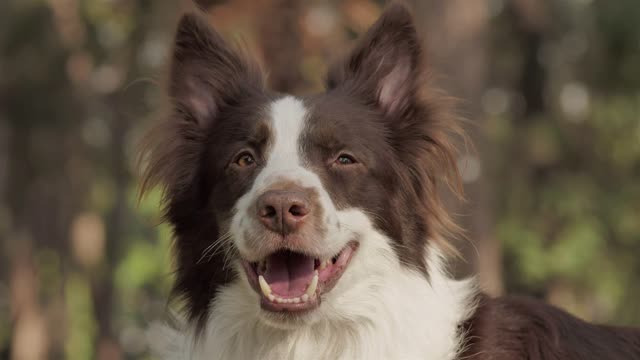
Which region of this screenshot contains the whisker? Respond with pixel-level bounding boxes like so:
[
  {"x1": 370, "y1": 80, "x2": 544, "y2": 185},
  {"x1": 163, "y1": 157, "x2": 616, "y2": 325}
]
[{"x1": 197, "y1": 231, "x2": 232, "y2": 264}]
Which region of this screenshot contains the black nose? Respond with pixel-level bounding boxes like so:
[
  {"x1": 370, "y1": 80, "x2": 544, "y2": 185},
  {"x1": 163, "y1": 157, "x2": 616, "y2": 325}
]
[{"x1": 256, "y1": 190, "x2": 311, "y2": 235}]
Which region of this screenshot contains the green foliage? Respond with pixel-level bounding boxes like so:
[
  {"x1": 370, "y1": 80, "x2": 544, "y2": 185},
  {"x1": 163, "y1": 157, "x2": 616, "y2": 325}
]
[
  {"x1": 65, "y1": 274, "x2": 97, "y2": 360},
  {"x1": 115, "y1": 230, "x2": 172, "y2": 297},
  {"x1": 496, "y1": 87, "x2": 640, "y2": 323}
]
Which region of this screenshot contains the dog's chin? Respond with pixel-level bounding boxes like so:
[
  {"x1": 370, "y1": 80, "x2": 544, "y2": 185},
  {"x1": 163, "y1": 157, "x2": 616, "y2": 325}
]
[
  {"x1": 240, "y1": 241, "x2": 359, "y2": 325},
  {"x1": 256, "y1": 305, "x2": 328, "y2": 330}
]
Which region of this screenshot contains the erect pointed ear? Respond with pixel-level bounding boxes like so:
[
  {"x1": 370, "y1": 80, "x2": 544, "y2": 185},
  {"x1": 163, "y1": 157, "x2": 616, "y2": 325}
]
[
  {"x1": 327, "y1": 4, "x2": 421, "y2": 118},
  {"x1": 170, "y1": 13, "x2": 263, "y2": 127}
]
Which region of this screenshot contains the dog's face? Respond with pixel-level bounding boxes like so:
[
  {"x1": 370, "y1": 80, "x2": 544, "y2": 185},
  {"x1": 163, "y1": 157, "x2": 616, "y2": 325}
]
[{"x1": 141, "y1": 4, "x2": 460, "y2": 330}]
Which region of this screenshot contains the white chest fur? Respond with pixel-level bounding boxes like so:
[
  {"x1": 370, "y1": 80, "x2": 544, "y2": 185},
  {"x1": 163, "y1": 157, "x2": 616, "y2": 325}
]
[{"x1": 149, "y1": 247, "x2": 476, "y2": 360}]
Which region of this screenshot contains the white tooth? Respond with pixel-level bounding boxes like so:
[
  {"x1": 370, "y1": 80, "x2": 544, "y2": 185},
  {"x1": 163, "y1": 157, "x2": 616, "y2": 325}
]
[
  {"x1": 319, "y1": 259, "x2": 328, "y2": 270},
  {"x1": 258, "y1": 275, "x2": 271, "y2": 297},
  {"x1": 305, "y1": 271, "x2": 318, "y2": 297},
  {"x1": 292, "y1": 297, "x2": 300, "y2": 304},
  {"x1": 301, "y1": 294, "x2": 309, "y2": 302},
  {"x1": 286, "y1": 299, "x2": 293, "y2": 304},
  {"x1": 268, "y1": 294, "x2": 275, "y2": 302},
  {"x1": 275, "y1": 297, "x2": 284, "y2": 304}
]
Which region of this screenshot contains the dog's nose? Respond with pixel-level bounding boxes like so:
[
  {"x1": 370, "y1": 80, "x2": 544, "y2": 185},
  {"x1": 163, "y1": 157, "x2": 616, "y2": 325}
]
[{"x1": 256, "y1": 190, "x2": 310, "y2": 235}]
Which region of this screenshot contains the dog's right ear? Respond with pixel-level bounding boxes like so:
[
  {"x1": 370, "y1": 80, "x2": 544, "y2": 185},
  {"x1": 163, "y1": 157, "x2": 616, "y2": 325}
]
[
  {"x1": 139, "y1": 14, "x2": 264, "y2": 200},
  {"x1": 169, "y1": 13, "x2": 263, "y2": 128}
]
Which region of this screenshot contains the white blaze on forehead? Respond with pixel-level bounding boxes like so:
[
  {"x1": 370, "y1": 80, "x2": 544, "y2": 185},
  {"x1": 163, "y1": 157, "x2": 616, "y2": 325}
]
[
  {"x1": 266, "y1": 96, "x2": 307, "y2": 171},
  {"x1": 248, "y1": 95, "x2": 323, "y2": 193}
]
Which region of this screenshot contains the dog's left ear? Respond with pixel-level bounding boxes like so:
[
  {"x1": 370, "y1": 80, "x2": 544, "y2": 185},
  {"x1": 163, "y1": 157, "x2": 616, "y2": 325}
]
[{"x1": 327, "y1": 3, "x2": 421, "y2": 118}]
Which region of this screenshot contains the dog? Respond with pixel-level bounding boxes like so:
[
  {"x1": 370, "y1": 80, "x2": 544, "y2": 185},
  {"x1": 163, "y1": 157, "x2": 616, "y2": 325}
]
[{"x1": 140, "y1": 3, "x2": 640, "y2": 359}]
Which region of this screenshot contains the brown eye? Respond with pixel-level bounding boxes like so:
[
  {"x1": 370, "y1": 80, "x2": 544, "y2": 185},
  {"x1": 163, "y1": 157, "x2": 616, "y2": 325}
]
[
  {"x1": 336, "y1": 154, "x2": 356, "y2": 165},
  {"x1": 235, "y1": 152, "x2": 256, "y2": 168}
]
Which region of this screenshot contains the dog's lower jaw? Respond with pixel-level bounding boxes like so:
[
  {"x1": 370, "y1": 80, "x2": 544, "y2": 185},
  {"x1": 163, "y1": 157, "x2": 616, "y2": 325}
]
[{"x1": 149, "y1": 242, "x2": 478, "y2": 360}]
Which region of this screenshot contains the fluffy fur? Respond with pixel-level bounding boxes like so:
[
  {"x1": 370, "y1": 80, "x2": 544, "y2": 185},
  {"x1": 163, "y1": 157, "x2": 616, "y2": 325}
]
[
  {"x1": 150, "y1": 238, "x2": 476, "y2": 360},
  {"x1": 141, "y1": 3, "x2": 640, "y2": 360}
]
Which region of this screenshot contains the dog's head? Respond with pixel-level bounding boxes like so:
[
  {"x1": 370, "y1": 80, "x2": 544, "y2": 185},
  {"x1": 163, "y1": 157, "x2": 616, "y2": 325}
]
[{"x1": 141, "y1": 4, "x2": 462, "y2": 331}]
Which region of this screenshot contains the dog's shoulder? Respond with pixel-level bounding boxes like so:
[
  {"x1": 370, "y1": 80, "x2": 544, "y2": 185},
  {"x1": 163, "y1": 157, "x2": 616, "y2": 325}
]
[{"x1": 458, "y1": 294, "x2": 640, "y2": 360}]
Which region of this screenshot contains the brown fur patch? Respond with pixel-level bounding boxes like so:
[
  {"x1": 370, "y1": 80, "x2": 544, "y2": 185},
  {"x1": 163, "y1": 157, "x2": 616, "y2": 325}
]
[
  {"x1": 317, "y1": 3, "x2": 465, "y2": 272},
  {"x1": 138, "y1": 12, "x2": 275, "y2": 331},
  {"x1": 459, "y1": 295, "x2": 640, "y2": 359}
]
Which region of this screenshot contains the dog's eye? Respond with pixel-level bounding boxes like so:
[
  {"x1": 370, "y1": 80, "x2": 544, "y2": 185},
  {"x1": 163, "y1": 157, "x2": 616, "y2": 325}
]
[
  {"x1": 235, "y1": 152, "x2": 256, "y2": 168},
  {"x1": 335, "y1": 154, "x2": 357, "y2": 165}
]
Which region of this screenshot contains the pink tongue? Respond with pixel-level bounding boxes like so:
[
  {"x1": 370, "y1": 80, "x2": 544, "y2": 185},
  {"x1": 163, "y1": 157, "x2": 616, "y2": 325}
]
[{"x1": 263, "y1": 251, "x2": 315, "y2": 297}]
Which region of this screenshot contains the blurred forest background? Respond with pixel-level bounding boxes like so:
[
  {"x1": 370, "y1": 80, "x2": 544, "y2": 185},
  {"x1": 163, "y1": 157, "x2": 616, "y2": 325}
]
[{"x1": 1, "y1": 0, "x2": 639, "y2": 359}]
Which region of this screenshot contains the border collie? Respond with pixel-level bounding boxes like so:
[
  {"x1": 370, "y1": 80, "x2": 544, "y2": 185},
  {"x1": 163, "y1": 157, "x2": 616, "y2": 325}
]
[{"x1": 141, "y1": 4, "x2": 640, "y2": 359}]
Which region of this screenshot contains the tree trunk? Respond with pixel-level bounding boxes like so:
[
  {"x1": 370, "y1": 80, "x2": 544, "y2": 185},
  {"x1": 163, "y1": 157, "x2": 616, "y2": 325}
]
[
  {"x1": 257, "y1": 0, "x2": 307, "y2": 93},
  {"x1": 90, "y1": 2, "x2": 154, "y2": 358}
]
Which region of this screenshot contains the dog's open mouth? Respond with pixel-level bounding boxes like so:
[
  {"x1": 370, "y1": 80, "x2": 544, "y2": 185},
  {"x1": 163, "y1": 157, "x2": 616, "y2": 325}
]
[{"x1": 242, "y1": 241, "x2": 358, "y2": 312}]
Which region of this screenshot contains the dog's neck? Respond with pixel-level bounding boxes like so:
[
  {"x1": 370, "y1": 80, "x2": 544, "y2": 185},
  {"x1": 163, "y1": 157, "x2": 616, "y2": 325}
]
[{"x1": 150, "y1": 248, "x2": 477, "y2": 360}]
